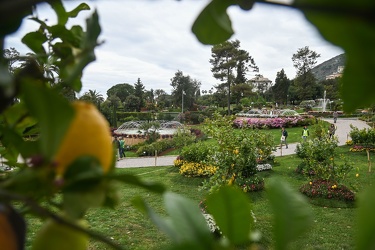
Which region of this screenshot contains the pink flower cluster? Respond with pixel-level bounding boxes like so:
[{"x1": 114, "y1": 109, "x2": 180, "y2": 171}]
[{"x1": 234, "y1": 117, "x2": 306, "y2": 129}]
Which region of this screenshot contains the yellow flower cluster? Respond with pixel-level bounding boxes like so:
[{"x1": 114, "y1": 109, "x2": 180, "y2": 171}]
[
  {"x1": 331, "y1": 184, "x2": 338, "y2": 189},
  {"x1": 179, "y1": 161, "x2": 218, "y2": 177},
  {"x1": 173, "y1": 159, "x2": 184, "y2": 168},
  {"x1": 346, "y1": 140, "x2": 353, "y2": 145}
]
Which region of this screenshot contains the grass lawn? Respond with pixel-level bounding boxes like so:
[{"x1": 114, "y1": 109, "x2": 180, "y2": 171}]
[{"x1": 25, "y1": 145, "x2": 375, "y2": 249}]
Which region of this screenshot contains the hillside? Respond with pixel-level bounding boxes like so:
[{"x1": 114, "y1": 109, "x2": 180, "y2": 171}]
[{"x1": 311, "y1": 53, "x2": 346, "y2": 81}]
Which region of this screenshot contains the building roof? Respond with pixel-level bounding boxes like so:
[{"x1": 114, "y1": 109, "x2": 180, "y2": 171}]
[{"x1": 250, "y1": 75, "x2": 272, "y2": 83}]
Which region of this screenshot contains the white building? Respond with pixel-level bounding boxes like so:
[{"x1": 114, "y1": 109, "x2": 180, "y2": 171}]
[{"x1": 249, "y1": 75, "x2": 272, "y2": 93}]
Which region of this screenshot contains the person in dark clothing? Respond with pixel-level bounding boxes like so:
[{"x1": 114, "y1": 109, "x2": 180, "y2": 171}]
[
  {"x1": 113, "y1": 136, "x2": 120, "y2": 160},
  {"x1": 329, "y1": 124, "x2": 337, "y2": 139},
  {"x1": 281, "y1": 127, "x2": 288, "y2": 149}
]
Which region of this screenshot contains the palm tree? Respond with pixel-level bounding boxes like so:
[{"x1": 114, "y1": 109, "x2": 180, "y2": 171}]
[{"x1": 80, "y1": 90, "x2": 104, "y2": 109}]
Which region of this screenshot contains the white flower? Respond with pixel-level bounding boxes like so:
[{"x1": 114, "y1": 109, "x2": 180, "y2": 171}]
[{"x1": 256, "y1": 163, "x2": 272, "y2": 171}]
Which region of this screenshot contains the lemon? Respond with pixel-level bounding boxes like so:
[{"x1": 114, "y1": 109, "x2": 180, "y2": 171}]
[
  {"x1": 32, "y1": 218, "x2": 88, "y2": 250},
  {"x1": 53, "y1": 101, "x2": 113, "y2": 176}
]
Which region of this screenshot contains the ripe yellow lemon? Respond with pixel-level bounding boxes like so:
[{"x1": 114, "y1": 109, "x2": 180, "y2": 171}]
[
  {"x1": 32, "y1": 218, "x2": 88, "y2": 250},
  {"x1": 53, "y1": 101, "x2": 113, "y2": 176}
]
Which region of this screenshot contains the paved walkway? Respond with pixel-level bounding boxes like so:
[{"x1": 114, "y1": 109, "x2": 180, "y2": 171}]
[{"x1": 116, "y1": 118, "x2": 371, "y2": 168}]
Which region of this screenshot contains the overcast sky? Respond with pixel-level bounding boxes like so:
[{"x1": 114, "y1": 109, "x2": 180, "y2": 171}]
[{"x1": 5, "y1": 0, "x2": 344, "y2": 98}]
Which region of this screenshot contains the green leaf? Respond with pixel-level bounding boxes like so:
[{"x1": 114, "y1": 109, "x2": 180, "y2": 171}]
[
  {"x1": 62, "y1": 156, "x2": 109, "y2": 219},
  {"x1": 192, "y1": 0, "x2": 234, "y2": 45},
  {"x1": 132, "y1": 197, "x2": 181, "y2": 241},
  {"x1": 62, "y1": 156, "x2": 104, "y2": 192},
  {"x1": 267, "y1": 178, "x2": 313, "y2": 250},
  {"x1": 60, "y1": 11, "x2": 101, "y2": 91},
  {"x1": 49, "y1": 25, "x2": 80, "y2": 47},
  {"x1": 0, "y1": 126, "x2": 26, "y2": 162},
  {"x1": 2, "y1": 102, "x2": 38, "y2": 136},
  {"x1": 356, "y1": 185, "x2": 375, "y2": 249},
  {"x1": 63, "y1": 185, "x2": 106, "y2": 220},
  {"x1": 109, "y1": 173, "x2": 166, "y2": 194},
  {"x1": 21, "y1": 83, "x2": 74, "y2": 161},
  {"x1": 295, "y1": 0, "x2": 375, "y2": 111},
  {"x1": 133, "y1": 192, "x2": 213, "y2": 248},
  {"x1": 21, "y1": 31, "x2": 48, "y2": 55},
  {"x1": 67, "y1": 3, "x2": 91, "y2": 18},
  {"x1": 49, "y1": 0, "x2": 69, "y2": 25},
  {"x1": 206, "y1": 185, "x2": 252, "y2": 244},
  {"x1": 163, "y1": 192, "x2": 213, "y2": 245}
]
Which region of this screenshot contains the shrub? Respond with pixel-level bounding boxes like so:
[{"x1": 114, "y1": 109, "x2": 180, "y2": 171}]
[
  {"x1": 179, "y1": 141, "x2": 213, "y2": 163},
  {"x1": 136, "y1": 139, "x2": 175, "y2": 156},
  {"x1": 296, "y1": 138, "x2": 353, "y2": 182},
  {"x1": 172, "y1": 128, "x2": 197, "y2": 153}
]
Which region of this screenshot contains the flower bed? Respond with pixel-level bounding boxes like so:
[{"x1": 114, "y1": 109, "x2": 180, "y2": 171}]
[
  {"x1": 300, "y1": 179, "x2": 355, "y2": 202},
  {"x1": 234, "y1": 116, "x2": 313, "y2": 129},
  {"x1": 349, "y1": 145, "x2": 375, "y2": 152},
  {"x1": 236, "y1": 176, "x2": 265, "y2": 192}
]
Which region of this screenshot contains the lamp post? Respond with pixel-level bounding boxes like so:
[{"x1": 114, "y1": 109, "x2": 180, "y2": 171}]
[{"x1": 182, "y1": 90, "x2": 186, "y2": 114}]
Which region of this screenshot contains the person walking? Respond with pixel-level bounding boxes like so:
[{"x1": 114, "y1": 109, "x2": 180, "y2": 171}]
[
  {"x1": 113, "y1": 136, "x2": 120, "y2": 161},
  {"x1": 119, "y1": 137, "x2": 126, "y2": 158},
  {"x1": 302, "y1": 126, "x2": 309, "y2": 141},
  {"x1": 333, "y1": 111, "x2": 338, "y2": 123},
  {"x1": 281, "y1": 127, "x2": 288, "y2": 149},
  {"x1": 329, "y1": 123, "x2": 337, "y2": 139}
]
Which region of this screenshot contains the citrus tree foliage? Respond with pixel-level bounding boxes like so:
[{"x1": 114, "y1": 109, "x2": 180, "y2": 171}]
[
  {"x1": 296, "y1": 138, "x2": 353, "y2": 182},
  {"x1": 349, "y1": 125, "x2": 375, "y2": 172},
  {"x1": 192, "y1": 0, "x2": 375, "y2": 112},
  {"x1": 0, "y1": 2, "x2": 166, "y2": 249},
  {"x1": 201, "y1": 113, "x2": 274, "y2": 192}
]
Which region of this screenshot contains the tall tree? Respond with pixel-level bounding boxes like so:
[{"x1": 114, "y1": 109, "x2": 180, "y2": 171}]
[
  {"x1": 320, "y1": 78, "x2": 341, "y2": 100},
  {"x1": 124, "y1": 94, "x2": 141, "y2": 112},
  {"x1": 134, "y1": 78, "x2": 145, "y2": 111},
  {"x1": 107, "y1": 83, "x2": 134, "y2": 103},
  {"x1": 107, "y1": 95, "x2": 121, "y2": 127},
  {"x1": 292, "y1": 46, "x2": 321, "y2": 101},
  {"x1": 272, "y1": 69, "x2": 291, "y2": 105},
  {"x1": 154, "y1": 89, "x2": 170, "y2": 109},
  {"x1": 232, "y1": 83, "x2": 253, "y2": 105},
  {"x1": 170, "y1": 70, "x2": 201, "y2": 111},
  {"x1": 210, "y1": 40, "x2": 257, "y2": 114},
  {"x1": 79, "y1": 89, "x2": 104, "y2": 109}
]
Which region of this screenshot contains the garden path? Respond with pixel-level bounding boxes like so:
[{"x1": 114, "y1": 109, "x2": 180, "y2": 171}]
[{"x1": 115, "y1": 118, "x2": 372, "y2": 168}]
